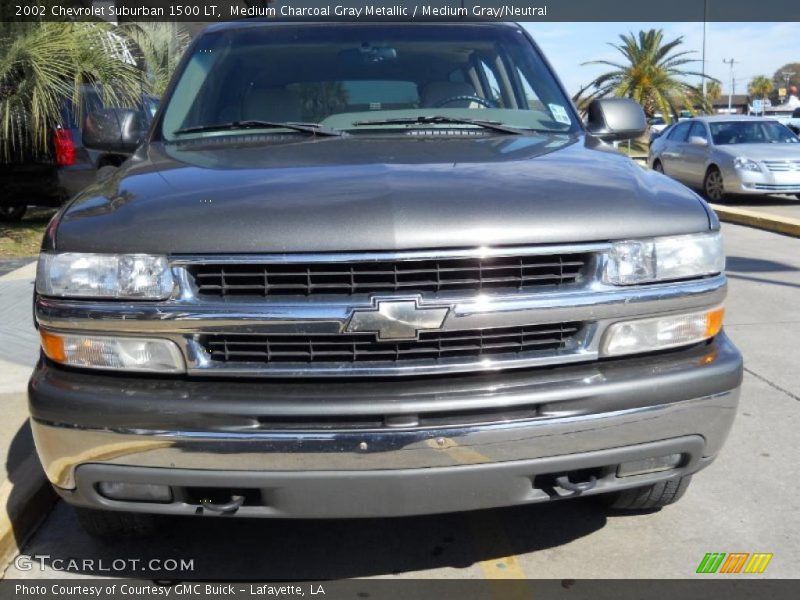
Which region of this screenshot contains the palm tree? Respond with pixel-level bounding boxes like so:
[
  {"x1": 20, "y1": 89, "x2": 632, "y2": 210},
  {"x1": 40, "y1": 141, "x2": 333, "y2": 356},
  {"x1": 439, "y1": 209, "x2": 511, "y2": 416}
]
[
  {"x1": 119, "y1": 23, "x2": 190, "y2": 97},
  {"x1": 579, "y1": 29, "x2": 717, "y2": 122},
  {"x1": 0, "y1": 22, "x2": 141, "y2": 161},
  {"x1": 706, "y1": 80, "x2": 722, "y2": 104},
  {"x1": 748, "y1": 76, "x2": 773, "y2": 112}
]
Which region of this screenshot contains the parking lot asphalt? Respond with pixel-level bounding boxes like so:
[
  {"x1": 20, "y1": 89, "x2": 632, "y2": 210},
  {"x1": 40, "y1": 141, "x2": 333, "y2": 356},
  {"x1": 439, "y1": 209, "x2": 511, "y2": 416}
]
[{"x1": 3, "y1": 222, "x2": 799, "y2": 580}]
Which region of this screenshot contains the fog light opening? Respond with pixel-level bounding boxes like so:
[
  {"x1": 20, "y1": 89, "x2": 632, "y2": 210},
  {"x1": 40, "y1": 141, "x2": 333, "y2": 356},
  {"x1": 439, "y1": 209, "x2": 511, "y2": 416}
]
[
  {"x1": 617, "y1": 453, "x2": 683, "y2": 478},
  {"x1": 97, "y1": 481, "x2": 173, "y2": 503}
]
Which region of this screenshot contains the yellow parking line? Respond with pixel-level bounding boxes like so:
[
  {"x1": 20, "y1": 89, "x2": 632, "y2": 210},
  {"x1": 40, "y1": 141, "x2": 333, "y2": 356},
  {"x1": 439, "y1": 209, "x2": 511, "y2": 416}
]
[
  {"x1": 425, "y1": 437, "x2": 531, "y2": 588},
  {"x1": 468, "y1": 511, "x2": 529, "y2": 580}
]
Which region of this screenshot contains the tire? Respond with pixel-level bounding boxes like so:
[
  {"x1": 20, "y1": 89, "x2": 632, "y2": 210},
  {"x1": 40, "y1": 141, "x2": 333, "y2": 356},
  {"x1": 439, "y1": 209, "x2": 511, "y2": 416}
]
[
  {"x1": 796, "y1": 194, "x2": 800, "y2": 200},
  {"x1": 0, "y1": 204, "x2": 27, "y2": 222},
  {"x1": 703, "y1": 167, "x2": 725, "y2": 202},
  {"x1": 602, "y1": 475, "x2": 693, "y2": 511},
  {"x1": 652, "y1": 160, "x2": 664, "y2": 174},
  {"x1": 74, "y1": 507, "x2": 159, "y2": 540}
]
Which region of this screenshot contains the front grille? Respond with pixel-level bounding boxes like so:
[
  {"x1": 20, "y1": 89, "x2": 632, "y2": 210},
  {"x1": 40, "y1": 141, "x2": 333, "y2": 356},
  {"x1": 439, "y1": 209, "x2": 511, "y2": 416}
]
[
  {"x1": 762, "y1": 160, "x2": 800, "y2": 173},
  {"x1": 188, "y1": 253, "x2": 588, "y2": 297},
  {"x1": 201, "y1": 322, "x2": 581, "y2": 364}
]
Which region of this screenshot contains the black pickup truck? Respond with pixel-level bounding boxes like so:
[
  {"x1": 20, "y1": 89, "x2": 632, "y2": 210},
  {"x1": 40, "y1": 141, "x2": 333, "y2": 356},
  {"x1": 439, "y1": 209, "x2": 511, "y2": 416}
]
[{"x1": 29, "y1": 22, "x2": 742, "y2": 538}]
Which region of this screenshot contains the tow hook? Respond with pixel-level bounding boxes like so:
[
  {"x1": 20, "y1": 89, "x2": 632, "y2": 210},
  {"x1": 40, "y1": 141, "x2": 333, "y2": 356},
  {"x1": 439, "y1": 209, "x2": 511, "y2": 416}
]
[
  {"x1": 555, "y1": 474, "x2": 597, "y2": 494},
  {"x1": 198, "y1": 495, "x2": 245, "y2": 514}
]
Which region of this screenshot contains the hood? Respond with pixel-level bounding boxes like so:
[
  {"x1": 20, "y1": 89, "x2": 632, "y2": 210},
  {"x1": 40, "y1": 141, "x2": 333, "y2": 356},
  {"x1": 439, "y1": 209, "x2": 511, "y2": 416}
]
[
  {"x1": 56, "y1": 134, "x2": 713, "y2": 254},
  {"x1": 716, "y1": 142, "x2": 800, "y2": 161}
]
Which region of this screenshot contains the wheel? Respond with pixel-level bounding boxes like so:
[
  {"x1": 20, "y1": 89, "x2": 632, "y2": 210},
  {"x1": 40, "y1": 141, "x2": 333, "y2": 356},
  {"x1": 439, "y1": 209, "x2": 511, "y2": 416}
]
[
  {"x1": 74, "y1": 507, "x2": 159, "y2": 540},
  {"x1": 0, "y1": 204, "x2": 27, "y2": 221},
  {"x1": 601, "y1": 475, "x2": 693, "y2": 511},
  {"x1": 703, "y1": 167, "x2": 725, "y2": 202},
  {"x1": 652, "y1": 160, "x2": 664, "y2": 174}
]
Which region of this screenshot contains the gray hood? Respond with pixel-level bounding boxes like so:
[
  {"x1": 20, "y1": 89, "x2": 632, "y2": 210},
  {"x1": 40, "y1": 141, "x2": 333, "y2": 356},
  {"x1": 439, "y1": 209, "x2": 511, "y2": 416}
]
[{"x1": 55, "y1": 134, "x2": 714, "y2": 254}]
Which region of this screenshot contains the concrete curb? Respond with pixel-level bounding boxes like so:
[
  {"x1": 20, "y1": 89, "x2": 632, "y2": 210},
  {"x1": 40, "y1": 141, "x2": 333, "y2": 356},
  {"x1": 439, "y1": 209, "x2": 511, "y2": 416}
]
[{"x1": 710, "y1": 204, "x2": 800, "y2": 238}]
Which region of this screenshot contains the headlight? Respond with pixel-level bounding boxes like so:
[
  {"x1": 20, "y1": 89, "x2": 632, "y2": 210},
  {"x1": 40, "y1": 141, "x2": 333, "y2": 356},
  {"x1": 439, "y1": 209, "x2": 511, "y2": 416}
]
[
  {"x1": 36, "y1": 253, "x2": 173, "y2": 299},
  {"x1": 733, "y1": 157, "x2": 762, "y2": 172},
  {"x1": 602, "y1": 307, "x2": 724, "y2": 357},
  {"x1": 604, "y1": 232, "x2": 724, "y2": 285},
  {"x1": 40, "y1": 330, "x2": 185, "y2": 373}
]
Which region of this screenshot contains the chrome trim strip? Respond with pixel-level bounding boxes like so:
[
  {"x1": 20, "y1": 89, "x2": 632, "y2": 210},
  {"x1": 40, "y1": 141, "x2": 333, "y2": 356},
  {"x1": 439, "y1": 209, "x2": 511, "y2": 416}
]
[
  {"x1": 35, "y1": 276, "x2": 726, "y2": 334},
  {"x1": 169, "y1": 243, "x2": 611, "y2": 265}
]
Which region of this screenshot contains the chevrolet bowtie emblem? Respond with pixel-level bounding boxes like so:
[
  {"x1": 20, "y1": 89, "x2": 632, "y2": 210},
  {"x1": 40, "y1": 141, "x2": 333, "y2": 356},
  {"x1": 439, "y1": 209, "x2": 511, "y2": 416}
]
[{"x1": 345, "y1": 299, "x2": 450, "y2": 341}]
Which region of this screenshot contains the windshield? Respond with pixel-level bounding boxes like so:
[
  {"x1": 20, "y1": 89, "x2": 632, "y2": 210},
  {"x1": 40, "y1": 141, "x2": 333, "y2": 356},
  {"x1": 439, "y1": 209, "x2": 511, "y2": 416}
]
[
  {"x1": 709, "y1": 121, "x2": 799, "y2": 145},
  {"x1": 160, "y1": 24, "x2": 579, "y2": 141}
]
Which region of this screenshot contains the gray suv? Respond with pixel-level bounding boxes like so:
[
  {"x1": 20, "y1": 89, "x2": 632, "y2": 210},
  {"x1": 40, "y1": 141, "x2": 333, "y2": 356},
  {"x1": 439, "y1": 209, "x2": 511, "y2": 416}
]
[{"x1": 29, "y1": 22, "x2": 741, "y2": 538}]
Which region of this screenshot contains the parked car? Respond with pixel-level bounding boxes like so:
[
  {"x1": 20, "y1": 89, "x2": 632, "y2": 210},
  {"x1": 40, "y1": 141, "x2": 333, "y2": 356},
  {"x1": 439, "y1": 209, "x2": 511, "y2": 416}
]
[
  {"x1": 649, "y1": 116, "x2": 800, "y2": 201},
  {"x1": 0, "y1": 86, "x2": 158, "y2": 221},
  {"x1": 30, "y1": 22, "x2": 741, "y2": 538}
]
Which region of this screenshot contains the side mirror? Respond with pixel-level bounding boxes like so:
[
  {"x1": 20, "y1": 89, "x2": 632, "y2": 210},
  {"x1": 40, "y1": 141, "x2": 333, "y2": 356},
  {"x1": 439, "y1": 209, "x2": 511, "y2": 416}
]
[
  {"x1": 586, "y1": 98, "x2": 647, "y2": 142},
  {"x1": 83, "y1": 108, "x2": 145, "y2": 154},
  {"x1": 688, "y1": 136, "x2": 708, "y2": 146}
]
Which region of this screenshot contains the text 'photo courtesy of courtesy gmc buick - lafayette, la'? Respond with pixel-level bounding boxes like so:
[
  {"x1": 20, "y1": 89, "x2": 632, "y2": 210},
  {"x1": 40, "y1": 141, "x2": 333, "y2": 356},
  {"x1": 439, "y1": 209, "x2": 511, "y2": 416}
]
[{"x1": 29, "y1": 22, "x2": 742, "y2": 538}]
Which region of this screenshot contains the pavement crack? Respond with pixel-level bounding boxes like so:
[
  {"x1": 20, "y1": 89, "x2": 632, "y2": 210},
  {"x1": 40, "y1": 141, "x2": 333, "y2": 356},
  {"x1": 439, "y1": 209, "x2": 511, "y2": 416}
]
[{"x1": 744, "y1": 367, "x2": 800, "y2": 402}]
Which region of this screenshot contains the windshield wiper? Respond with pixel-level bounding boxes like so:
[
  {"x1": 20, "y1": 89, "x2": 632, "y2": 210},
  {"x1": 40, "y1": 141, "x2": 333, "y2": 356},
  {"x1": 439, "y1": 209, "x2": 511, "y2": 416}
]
[
  {"x1": 173, "y1": 120, "x2": 344, "y2": 137},
  {"x1": 350, "y1": 115, "x2": 526, "y2": 135}
]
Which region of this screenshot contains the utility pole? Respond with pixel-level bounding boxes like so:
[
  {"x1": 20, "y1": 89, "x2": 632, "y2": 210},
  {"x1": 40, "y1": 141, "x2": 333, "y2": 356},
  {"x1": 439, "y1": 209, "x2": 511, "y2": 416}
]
[{"x1": 723, "y1": 58, "x2": 738, "y2": 114}]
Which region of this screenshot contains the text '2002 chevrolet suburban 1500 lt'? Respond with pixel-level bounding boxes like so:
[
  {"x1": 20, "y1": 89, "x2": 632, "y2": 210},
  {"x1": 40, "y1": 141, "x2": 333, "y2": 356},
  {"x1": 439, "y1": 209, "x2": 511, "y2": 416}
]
[{"x1": 29, "y1": 22, "x2": 742, "y2": 538}]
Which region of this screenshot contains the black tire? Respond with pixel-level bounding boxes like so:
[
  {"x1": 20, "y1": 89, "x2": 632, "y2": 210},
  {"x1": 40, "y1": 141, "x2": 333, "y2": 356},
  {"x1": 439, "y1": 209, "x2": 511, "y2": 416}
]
[
  {"x1": 703, "y1": 167, "x2": 725, "y2": 202},
  {"x1": 602, "y1": 475, "x2": 692, "y2": 511},
  {"x1": 652, "y1": 160, "x2": 664, "y2": 174},
  {"x1": 0, "y1": 204, "x2": 27, "y2": 222},
  {"x1": 74, "y1": 507, "x2": 159, "y2": 540},
  {"x1": 796, "y1": 194, "x2": 800, "y2": 200}
]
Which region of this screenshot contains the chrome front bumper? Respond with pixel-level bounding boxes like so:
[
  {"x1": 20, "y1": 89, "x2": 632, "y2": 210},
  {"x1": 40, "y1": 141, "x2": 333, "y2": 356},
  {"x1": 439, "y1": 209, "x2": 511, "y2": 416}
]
[
  {"x1": 725, "y1": 166, "x2": 800, "y2": 195},
  {"x1": 31, "y1": 333, "x2": 742, "y2": 501},
  {"x1": 33, "y1": 388, "x2": 739, "y2": 489}
]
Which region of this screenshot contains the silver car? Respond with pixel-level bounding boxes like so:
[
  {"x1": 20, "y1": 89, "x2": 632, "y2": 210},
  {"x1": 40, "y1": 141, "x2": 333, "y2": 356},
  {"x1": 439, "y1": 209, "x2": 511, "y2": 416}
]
[{"x1": 648, "y1": 116, "x2": 800, "y2": 201}]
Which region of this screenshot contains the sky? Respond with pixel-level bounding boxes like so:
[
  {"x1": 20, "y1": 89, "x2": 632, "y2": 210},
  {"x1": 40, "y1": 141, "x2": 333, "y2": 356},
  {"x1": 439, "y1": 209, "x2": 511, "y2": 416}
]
[{"x1": 521, "y1": 22, "x2": 799, "y2": 97}]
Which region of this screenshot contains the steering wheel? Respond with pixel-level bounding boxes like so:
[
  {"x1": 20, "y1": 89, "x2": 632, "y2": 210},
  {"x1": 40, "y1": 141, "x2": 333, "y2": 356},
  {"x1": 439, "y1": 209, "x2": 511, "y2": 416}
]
[{"x1": 434, "y1": 95, "x2": 496, "y2": 108}]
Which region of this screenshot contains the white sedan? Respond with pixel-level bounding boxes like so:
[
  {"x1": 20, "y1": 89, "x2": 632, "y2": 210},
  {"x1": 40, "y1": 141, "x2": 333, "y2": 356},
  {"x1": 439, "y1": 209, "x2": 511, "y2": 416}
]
[{"x1": 648, "y1": 116, "x2": 800, "y2": 201}]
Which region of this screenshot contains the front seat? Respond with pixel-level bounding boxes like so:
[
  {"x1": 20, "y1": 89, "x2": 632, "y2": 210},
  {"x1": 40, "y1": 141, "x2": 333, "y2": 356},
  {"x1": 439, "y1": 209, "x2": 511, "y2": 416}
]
[
  {"x1": 241, "y1": 86, "x2": 303, "y2": 122},
  {"x1": 420, "y1": 81, "x2": 479, "y2": 108}
]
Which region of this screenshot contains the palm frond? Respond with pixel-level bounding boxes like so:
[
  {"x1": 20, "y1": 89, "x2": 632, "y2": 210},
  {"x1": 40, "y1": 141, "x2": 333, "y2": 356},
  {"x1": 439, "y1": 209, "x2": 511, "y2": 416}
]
[{"x1": 580, "y1": 28, "x2": 715, "y2": 119}]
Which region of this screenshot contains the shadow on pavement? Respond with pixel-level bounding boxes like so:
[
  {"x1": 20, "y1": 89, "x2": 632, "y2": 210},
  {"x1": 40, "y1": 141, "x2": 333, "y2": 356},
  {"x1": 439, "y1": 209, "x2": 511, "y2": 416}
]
[
  {"x1": 726, "y1": 255, "x2": 800, "y2": 290},
  {"x1": 726, "y1": 256, "x2": 798, "y2": 274},
  {"x1": 4, "y1": 420, "x2": 57, "y2": 565},
  {"x1": 718, "y1": 194, "x2": 800, "y2": 207},
  {"x1": 20, "y1": 499, "x2": 610, "y2": 579}
]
